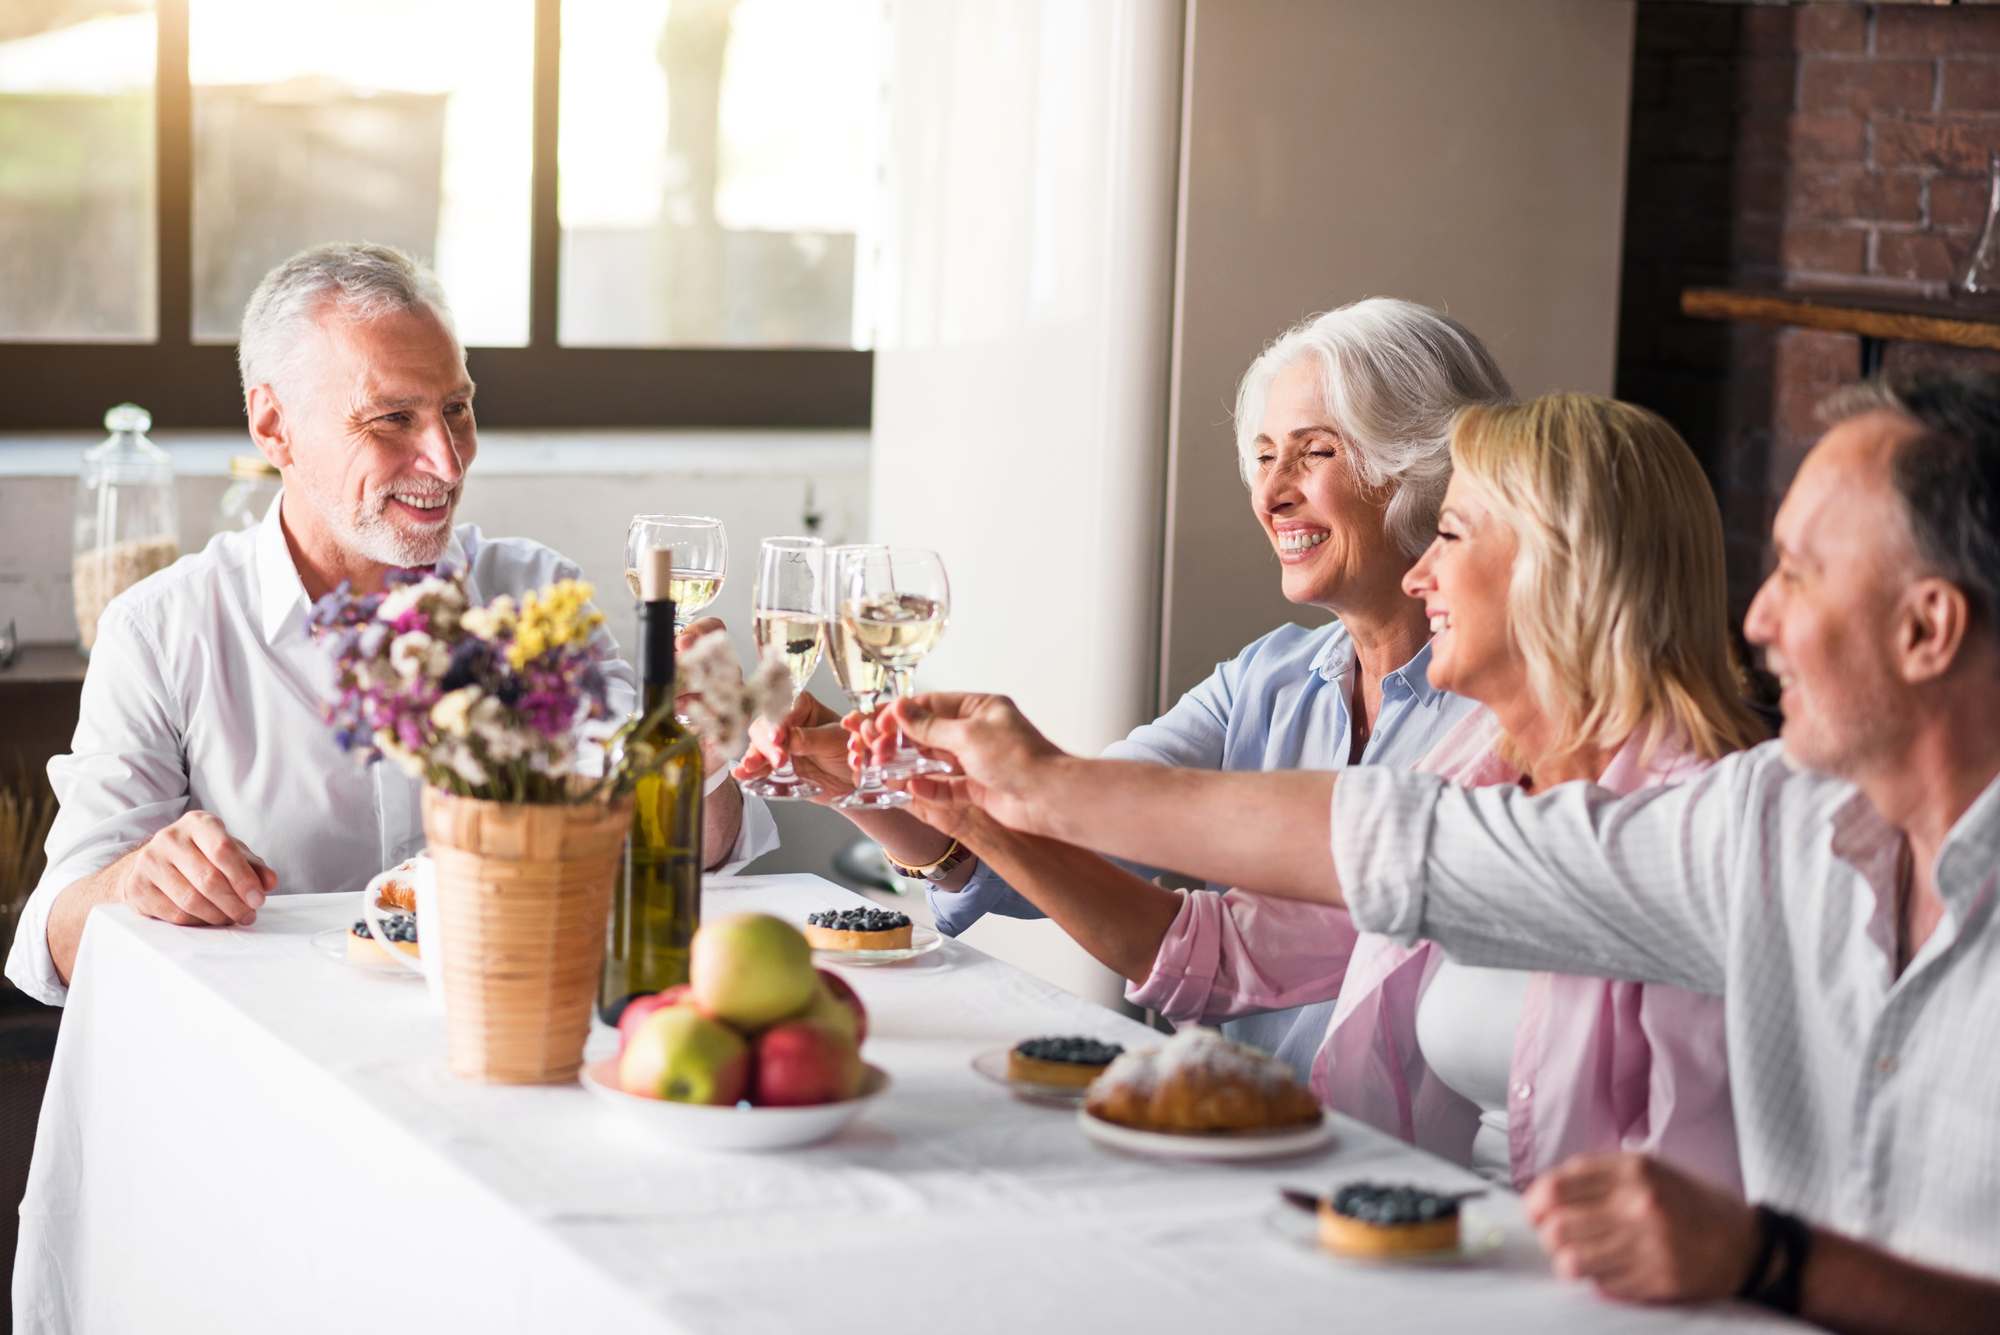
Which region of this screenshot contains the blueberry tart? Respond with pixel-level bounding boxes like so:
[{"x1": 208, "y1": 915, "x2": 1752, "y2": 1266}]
[
  {"x1": 1317, "y1": 1182, "x2": 1462, "y2": 1256},
  {"x1": 1008, "y1": 1036, "x2": 1124, "y2": 1088},
  {"x1": 347, "y1": 912, "x2": 419, "y2": 964},
  {"x1": 803, "y1": 907, "x2": 913, "y2": 952}
]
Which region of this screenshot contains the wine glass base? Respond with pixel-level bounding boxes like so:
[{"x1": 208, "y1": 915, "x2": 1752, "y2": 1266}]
[
  {"x1": 743, "y1": 774, "x2": 824, "y2": 801},
  {"x1": 833, "y1": 788, "x2": 912, "y2": 811},
  {"x1": 911, "y1": 756, "x2": 955, "y2": 776}
]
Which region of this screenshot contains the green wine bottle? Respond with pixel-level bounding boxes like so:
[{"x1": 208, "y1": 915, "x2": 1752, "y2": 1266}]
[{"x1": 600, "y1": 595, "x2": 704, "y2": 1025}]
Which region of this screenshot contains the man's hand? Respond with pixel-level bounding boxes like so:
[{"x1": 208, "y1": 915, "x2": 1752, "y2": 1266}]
[
  {"x1": 879, "y1": 693, "x2": 1068, "y2": 834},
  {"x1": 1524, "y1": 1154, "x2": 1760, "y2": 1303},
  {"x1": 734, "y1": 690, "x2": 859, "y2": 800},
  {"x1": 119, "y1": 811, "x2": 277, "y2": 928}
]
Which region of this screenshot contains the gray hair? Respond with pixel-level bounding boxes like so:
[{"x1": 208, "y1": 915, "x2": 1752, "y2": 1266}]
[
  {"x1": 1233, "y1": 298, "x2": 1514, "y2": 557},
  {"x1": 237, "y1": 242, "x2": 460, "y2": 399},
  {"x1": 1819, "y1": 370, "x2": 2000, "y2": 634}
]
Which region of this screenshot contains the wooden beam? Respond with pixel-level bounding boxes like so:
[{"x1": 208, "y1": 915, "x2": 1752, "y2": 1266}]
[{"x1": 1682, "y1": 287, "x2": 2000, "y2": 354}]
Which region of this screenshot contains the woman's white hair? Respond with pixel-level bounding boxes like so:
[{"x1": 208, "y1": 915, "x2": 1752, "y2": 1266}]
[
  {"x1": 1233, "y1": 298, "x2": 1513, "y2": 557},
  {"x1": 237, "y1": 242, "x2": 459, "y2": 401}
]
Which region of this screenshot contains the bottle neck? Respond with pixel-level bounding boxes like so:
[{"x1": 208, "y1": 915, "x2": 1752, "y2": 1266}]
[{"x1": 638, "y1": 598, "x2": 678, "y2": 715}]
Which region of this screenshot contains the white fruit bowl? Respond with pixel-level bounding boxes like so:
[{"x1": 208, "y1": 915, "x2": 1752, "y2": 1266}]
[{"x1": 580, "y1": 1058, "x2": 890, "y2": 1151}]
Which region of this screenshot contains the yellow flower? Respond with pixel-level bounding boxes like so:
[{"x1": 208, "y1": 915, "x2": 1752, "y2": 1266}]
[{"x1": 506, "y1": 580, "x2": 604, "y2": 669}]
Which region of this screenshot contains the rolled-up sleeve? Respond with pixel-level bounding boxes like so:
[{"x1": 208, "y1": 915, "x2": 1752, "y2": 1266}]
[
  {"x1": 7, "y1": 605, "x2": 189, "y2": 1005},
  {"x1": 1127, "y1": 888, "x2": 1358, "y2": 1026},
  {"x1": 713, "y1": 790, "x2": 780, "y2": 876},
  {"x1": 1333, "y1": 765, "x2": 1735, "y2": 996}
]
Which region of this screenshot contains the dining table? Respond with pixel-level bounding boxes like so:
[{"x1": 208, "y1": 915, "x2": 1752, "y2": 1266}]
[{"x1": 14, "y1": 872, "x2": 1796, "y2": 1334}]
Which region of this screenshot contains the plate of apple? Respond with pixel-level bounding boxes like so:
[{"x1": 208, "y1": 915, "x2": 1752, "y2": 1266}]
[{"x1": 582, "y1": 912, "x2": 890, "y2": 1151}]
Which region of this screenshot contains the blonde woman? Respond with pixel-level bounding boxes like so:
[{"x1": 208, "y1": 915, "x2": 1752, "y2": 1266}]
[{"x1": 889, "y1": 395, "x2": 1762, "y2": 1190}]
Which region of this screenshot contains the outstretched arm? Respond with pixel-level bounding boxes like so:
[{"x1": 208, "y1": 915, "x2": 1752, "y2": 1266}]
[
  {"x1": 904, "y1": 789, "x2": 1180, "y2": 980},
  {"x1": 890, "y1": 693, "x2": 1345, "y2": 905}
]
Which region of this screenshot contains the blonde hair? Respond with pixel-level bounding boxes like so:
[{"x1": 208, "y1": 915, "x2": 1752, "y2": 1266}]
[
  {"x1": 1234, "y1": 299, "x2": 1513, "y2": 558},
  {"x1": 1450, "y1": 394, "x2": 1765, "y2": 765}
]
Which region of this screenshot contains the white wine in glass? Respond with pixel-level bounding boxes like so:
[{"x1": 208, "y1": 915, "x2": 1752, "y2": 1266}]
[
  {"x1": 744, "y1": 536, "x2": 828, "y2": 801},
  {"x1": 843, "y1": 547, "x2": 952, "y2": 779},
  {"x1": 827, "y1": 545, "x2": 909, "y2": 811},
  {"x1": 624, "y1": 514, "x2": 728, "y2": 631}
]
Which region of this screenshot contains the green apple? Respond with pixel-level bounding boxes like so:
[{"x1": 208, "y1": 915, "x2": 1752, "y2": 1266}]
[
  {"x1": 617, "y1": 1004, "x2": 750, "y2": 1104},
  {"x1": 690, "y1": 913, "x2": 818, "y2": 1031}
]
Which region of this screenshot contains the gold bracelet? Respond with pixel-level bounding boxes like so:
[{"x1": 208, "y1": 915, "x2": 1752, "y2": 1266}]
[{"x1": 887, "y1": 837, "x2": 965, "y2": 879}]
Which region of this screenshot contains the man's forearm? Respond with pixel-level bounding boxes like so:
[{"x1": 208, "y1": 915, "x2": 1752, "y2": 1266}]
[
  {"x1": 45, "y1": 854, "x2": 132, "y2": 984},
  {"x1": 1018, "y1": 759, "x2": 1344, "y2": 905},
  {"x1": 703, "y1": 778, "x2": 745, "y2": 870},
  {"x1": 1802, "y1": 1228, "x2": 2000, "y2": 1335},
  {"x1": 957, "y1": 819, "x2": 1179, "y2": 980}
]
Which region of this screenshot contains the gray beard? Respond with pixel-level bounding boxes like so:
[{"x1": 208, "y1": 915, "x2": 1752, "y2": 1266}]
[{"x1": 295, "y1": 471, "x2": 456, "y2": 570}]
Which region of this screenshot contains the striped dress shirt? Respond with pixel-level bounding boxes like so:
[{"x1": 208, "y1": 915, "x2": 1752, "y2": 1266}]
[{"x1": 1333, "y1": 739, "x2": 2000, "y2": 1279}]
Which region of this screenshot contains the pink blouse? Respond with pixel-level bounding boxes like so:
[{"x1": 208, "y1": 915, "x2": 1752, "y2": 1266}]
[{"x1": 1129, "y1": 710, "x2": 1742, "y2": 1191}]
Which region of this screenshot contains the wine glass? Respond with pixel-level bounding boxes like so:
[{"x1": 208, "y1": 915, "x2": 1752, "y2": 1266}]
[
  {"x1": 827, "y1": 545, "x2": 909, "y2": 811},
  {"x1": 841, "y1": 546, "x2": 951, "y2": 779},
  {"x1": 744, "y1": 536, "x2": 827, "y2": 801},
  {"x1": 625, "y1": 514, "x2": 727, "y2": 631}
]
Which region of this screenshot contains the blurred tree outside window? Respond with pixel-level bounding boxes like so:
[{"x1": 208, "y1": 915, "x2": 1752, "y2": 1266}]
[
  {"x1": 0, "y1": 1, "x2": 157, "y2": 342},
  {"x1": 0, "y1": 0, "x2": 884, "y2": 353}
]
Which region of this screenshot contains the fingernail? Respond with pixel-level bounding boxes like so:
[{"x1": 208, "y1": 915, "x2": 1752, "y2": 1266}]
[
  {"x1": 247, "y1": 890, "x2": 265, "y2": 909},
  {"x1": 242, "y1": 911, "x2": 257, "y2": 925}
]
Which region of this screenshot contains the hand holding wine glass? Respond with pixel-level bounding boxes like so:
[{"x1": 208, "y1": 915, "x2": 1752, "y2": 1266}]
[{"x1": 880, "y1": 691, "x2": 1069, "y2": 835}]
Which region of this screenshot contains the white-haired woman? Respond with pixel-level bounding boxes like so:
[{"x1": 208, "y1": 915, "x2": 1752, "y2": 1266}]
[{"x1": 737, "y1": 297, "x2": 1508, "y2": 1071}]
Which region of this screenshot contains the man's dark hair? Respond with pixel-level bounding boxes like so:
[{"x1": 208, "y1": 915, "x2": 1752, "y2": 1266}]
[{"x1": 1819, "y1": 369, "x2": 2000, "y2": 634}]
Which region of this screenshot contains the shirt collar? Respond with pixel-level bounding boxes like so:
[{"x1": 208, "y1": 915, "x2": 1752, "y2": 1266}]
[
  {"x1": 255, "y1": 493, "x2": 473, "y2": 644},
  {"x1": 1310, "y1": 624, "x2": 1445, "y2": 706},
  {"x1": 255, "y1": 490, "x2": 307, "y2": 644}
]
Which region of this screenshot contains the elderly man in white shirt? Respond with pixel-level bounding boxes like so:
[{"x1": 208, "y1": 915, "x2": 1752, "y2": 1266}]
[
  {"x1": 888, "y1": 370, "x2": 2000, "y2": 1333},
  {"x1": 7, "y1": 242, "x2": 776, "y2": 1007}
]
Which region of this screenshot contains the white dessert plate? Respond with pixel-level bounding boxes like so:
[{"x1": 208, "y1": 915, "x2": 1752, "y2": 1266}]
[
  {"x1": 1076, "y1": 1107, "x2": 1336, "y2": 1162},
  {"x1": 310, "y1": 927, "x2": 421, "y2": 980},
  {"x1": 581, "y1": 1058, "x2": 890, "y2": 1151},
  {"x1": 970, "y1": 1047, "x2": 1094, "y2": 1106},
  {"x1": 1262, "y1": 1200, "x2": 1505, "y2": 1267},
  {"x1": 810, "y1": 923, "x2": 942, "y2": 968}
]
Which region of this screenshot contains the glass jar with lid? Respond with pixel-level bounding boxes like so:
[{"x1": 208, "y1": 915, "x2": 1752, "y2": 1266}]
[
  {"x1": 73, "y1": 403, "x2": 179, "y2": 656},
  {"x1": 216, "y1": 454, "x2": 282, "y2": 532}
]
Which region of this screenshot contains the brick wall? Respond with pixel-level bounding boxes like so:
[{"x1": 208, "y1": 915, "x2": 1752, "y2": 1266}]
[{"x1": 1617, "y1": 2, "x2": 2000, "y2": 621}]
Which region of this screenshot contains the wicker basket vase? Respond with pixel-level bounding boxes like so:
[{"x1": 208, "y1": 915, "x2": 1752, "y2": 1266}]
[{"x1": 420, "y1": 788, "x2": 633, "y2": 1084}]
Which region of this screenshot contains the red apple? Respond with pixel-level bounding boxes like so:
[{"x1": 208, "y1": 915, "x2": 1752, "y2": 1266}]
[
  {"x1": 619, "y1": 1006, "x2": 750, "y2": 1105},
  {"x1": 691, "y1": 913, "x2": 818, "y2": 1031},
  {"x1": 796, "y1": 969, "x2": 867, "y2": 1045},
  {"x1": 615, "y1": 985, "x2": 693, "y2": 1055},
  {"x1": 752, "y1": 1019, "x2": 865, "y2": 1107}
]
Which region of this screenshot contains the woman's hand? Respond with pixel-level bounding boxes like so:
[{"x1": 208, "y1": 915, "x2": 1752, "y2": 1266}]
[
  {"x1": 880, "y1": 693, "x2": 1068, "y2": 835},
  {"x1": 1523, "y1": 1154, "x2": 1760, "y2": 1302},
  {"x1": 733, "y1": 690, "x2": 860, "y2": 801}
]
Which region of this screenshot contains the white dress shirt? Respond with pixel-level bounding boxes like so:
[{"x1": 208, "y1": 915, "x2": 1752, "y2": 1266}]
[
  {"x1": 8, "y1": 497, "x2": 778, "y2": 1006},
  {"x1": 1334, "y1": 740, "x2": 2000, "y2": 1279}
]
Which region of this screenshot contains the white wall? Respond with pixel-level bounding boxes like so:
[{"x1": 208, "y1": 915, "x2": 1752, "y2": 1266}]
[{"x1": 868, "y1": 0, "x2": 1185, "y2": 1008}]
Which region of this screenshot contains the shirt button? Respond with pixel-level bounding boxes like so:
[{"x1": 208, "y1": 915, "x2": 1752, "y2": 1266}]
[
  {"x1": 1875, "y1": 1055, "x2": 1897, "y2": 1076},
  {"x1": 1514, "y1": 1082, "x2": 1532, "y2": 1099}
]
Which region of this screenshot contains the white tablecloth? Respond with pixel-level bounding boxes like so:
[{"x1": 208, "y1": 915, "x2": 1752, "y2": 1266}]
[{"x1": 15, "y1": 875, "x2": 1791, "y2": 1334}]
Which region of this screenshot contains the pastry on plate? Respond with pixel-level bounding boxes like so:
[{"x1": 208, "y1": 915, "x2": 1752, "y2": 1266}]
[
  {"x1": 347, "y1": 912, "x2": 419, "y2": 965},
  {"x1": 372, "y1": 860, "x2": 421, "y2": 912},
  {"x1": 1084, "y1": 1027, "x2": 1321, "y2": 1134},
  {"x1": 802, "y1": 907, "x2": 913, "y2": 952},
  {"x1": 1007, "y1": 1036, "x2": 1124, "y2": 1088},
  {"x1": 1317, "y1": 1182, "x2": 1462, "y2": 1256}
]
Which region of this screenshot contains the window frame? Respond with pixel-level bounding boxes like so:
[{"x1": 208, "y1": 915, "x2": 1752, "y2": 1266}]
[{"x1": 0, "y1": 0, "x2": 872, "y2": 431}]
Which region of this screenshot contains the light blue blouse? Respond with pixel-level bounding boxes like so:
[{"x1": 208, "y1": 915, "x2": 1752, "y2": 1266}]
[{"x1": 928, "y1": 619, "x2": 1481, "y2": 1073}]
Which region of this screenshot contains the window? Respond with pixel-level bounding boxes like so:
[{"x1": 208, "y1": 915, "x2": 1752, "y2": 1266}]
[{"x1": 0, "y1": 0, "x2": 876, "y2": 430}]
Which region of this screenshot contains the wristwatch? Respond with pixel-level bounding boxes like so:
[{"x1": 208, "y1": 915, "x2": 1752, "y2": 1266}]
[{"x1": 886, "y1": 838, "x2": 972, "y2": 884}]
